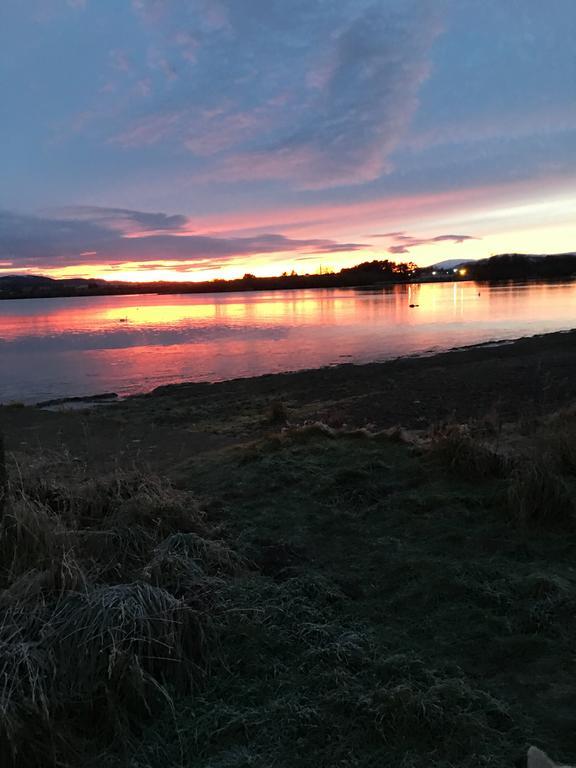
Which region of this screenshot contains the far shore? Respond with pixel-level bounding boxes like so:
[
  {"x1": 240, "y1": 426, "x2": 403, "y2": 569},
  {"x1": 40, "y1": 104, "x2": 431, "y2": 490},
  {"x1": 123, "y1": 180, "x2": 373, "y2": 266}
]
[
  {"x1": 2, "y1": 253, "x2": 575, "y2": 301},
  {"x1": 2, "y1": 273, "x2": 576, "y2": 303},
  {"x1": 0, "y1": 273, "x2": 462, "y2": 302}
]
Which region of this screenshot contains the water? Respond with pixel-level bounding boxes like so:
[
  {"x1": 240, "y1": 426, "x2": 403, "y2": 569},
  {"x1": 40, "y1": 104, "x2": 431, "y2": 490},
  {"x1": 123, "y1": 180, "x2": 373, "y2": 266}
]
[{"x1": 0, "y1": 280, "x2": 574, "y2": 404}]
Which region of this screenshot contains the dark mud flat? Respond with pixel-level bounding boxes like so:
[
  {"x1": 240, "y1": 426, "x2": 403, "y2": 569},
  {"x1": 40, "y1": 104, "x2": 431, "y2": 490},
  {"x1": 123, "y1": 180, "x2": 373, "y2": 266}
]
[
  {"x1": 116, "y1": 328, "x2": 576, "y2": 444},
  {"x1": 139, "y1": 328, "x2": 576, "y2": 431}
]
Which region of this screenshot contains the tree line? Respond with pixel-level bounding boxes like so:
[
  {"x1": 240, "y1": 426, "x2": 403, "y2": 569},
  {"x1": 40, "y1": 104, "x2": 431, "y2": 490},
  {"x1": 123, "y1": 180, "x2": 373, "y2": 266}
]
[{"x1": 0, "y1": 253, "x2": 574, "y2": 300}]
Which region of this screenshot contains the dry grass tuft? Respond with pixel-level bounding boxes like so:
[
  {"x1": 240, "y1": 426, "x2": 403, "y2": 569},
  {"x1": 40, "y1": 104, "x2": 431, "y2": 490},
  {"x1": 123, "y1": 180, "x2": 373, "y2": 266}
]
[
  {"x1": 153, "y1": 533, "x2": 243, "y2": 576},
  {"x1": 49, "y1": 583, "x2": 204, "y2": 704},
  {"x1": 534, "y1": 406, "x2": 576, "y2": 476},
  {"x1": 278, "y1": 421, "x2": 428, "y2": 448},
  {"x1": 0, "y1": 453, "x2": 238, "y2": 767},
  {"x1": 266, "y1": 400, "x2": 289, "y2": 426},
  {"x1": 429, "y1": 425, "x2": 508, "y2": 480},
  {"x1": 283, "y1": 421, "x2": 339, "y2": 440},
  {"x1": 0, "y1": 496, "x2": 67, "y2": 585},
  {"x1": 508, "y1": 459, "x2": 576, "y2": 527},
  {"x1": 0, "y1": 631, "x2": 53, "y2": 768},
  {"x1": 142, "y1": 533, "x2": 244, "y2": 605}
]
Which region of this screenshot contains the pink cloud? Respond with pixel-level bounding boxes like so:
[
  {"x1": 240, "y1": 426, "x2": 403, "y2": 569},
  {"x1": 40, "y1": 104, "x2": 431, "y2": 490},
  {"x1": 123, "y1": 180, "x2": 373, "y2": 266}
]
[
  {"x1": 110, "y1": 111, "x2": 185, "y2": 147},
  {"x1": 384, "y1": 233, "x2": 479, "y2": 255},
  {"x1": 200, "y1": 3, "x2": 446, "y2": 189},
  {"x1": 111, "y1": 104, "x2": 279, "y2": 157},
  {"x1": 184, "y1": 111, "x2": 268, "y2": 157}
]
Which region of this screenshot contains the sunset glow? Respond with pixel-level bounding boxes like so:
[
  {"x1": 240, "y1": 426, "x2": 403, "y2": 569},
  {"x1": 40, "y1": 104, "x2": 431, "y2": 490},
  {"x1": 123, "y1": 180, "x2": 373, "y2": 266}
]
[
  {"x1": 3, "y1": 6, "x2": 576, "y2": 765},
  {"x1": 1, "y1": 1, "x2": 575, "y2": 280}
]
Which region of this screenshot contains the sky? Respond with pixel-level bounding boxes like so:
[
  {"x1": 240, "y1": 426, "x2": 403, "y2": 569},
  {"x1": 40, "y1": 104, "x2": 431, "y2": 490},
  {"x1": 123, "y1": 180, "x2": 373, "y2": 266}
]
[{"x1": 1, "y1": 0, "x2": 575, "y2": 282}]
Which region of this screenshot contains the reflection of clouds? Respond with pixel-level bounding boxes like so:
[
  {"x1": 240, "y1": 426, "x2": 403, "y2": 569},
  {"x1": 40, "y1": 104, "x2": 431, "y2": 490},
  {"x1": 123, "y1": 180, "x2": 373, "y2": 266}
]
[
  {"x1": 1, "y1": 281, "x2": 576, "y2": 403},
  {"x1": 0, "y1": 324, "x2": 292, "y2": 352}
]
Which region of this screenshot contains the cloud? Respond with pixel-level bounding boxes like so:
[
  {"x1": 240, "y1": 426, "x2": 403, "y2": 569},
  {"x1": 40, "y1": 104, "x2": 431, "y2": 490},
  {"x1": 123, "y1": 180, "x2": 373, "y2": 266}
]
[
  {"x1": 405, "y1": 105, "x2": 576, "y2": 153},
  {"x1": 104, "y1": 0, "x2": 446, "y2": 188},
  {"x1": 7, "y1": 0, "x2": 576, "y2": 280},
  {"x1": 110, "y1": 112, "x2": 186, "y2": 147},
  {"x1": 147, "y1": 46, "x2": 178, "y2": 82},
  {"x1": 111, "y1": 107, "x2": 270, "y2": 157},
  {"x1": 110, "y1": 50, "x2": 132, "y2": 74},
  {"x1": 44, "y1": 206, "x2": 190, "y2": 235},
  {"x1": 224, "y1": 1, "x2": 446, "y2": 187},
  {"x1": 0, "y1": 208, "x2": 366, "y2": 272},
  {"x1": 377, "y1": 232, "x2": 478, "y2": 255},
  {"x1": 131, "y1": 0, "x2": 168, "y2": 24}
]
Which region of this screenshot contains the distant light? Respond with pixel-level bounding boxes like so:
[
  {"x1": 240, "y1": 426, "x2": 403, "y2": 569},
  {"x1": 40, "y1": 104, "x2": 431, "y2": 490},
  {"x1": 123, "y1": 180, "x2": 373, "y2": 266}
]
[
  {"x1": 432, "y1": 271, "x2": 436, "y2": 275},
  {"x1": 453, "y1": 268, "x2": 458, "y2": 273},
  {"x1": 459, "y1": 268, "x2": 467, "y2": 276}
]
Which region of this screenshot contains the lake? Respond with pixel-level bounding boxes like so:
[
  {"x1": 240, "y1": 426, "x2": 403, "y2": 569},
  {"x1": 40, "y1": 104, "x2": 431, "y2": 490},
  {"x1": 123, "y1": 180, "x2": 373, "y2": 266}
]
[{"x1": 0, "y1": 280, "x2": 575, "y2": 404}]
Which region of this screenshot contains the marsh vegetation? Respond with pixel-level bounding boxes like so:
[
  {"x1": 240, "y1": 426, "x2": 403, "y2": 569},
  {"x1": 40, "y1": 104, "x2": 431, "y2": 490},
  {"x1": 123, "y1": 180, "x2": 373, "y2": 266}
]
[{"x1": 1, "y1": 394, "x2": 576, "y2": 766}]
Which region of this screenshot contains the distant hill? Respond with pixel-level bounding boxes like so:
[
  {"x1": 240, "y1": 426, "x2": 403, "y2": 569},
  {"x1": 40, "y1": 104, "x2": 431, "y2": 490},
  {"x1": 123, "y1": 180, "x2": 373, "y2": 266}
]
[
  {"x1": 0, "y1": 275, "x2": 56, "y2": 287},
  {"x1": 0, "y1": 275, "x2": 106, "y2": 292},
  {"x1": 466, "y1": 252, "x2": 576, "y2": 280},
  {"x1": 1, "y1": 252, "x2": 574, "y2": 300},
  {"x1": 429, "y1": 253, "x2": 576, "y2": 276},
  {"x1": 430, "y1": 259, "x2": 473, "y2": 271}
]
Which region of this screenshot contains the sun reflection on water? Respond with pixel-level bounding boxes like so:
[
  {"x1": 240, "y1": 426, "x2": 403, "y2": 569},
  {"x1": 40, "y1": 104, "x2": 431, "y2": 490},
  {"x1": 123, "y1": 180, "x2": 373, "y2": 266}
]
[{"x1": 0, "y1": 280, "x2": 574, "y2": 403}]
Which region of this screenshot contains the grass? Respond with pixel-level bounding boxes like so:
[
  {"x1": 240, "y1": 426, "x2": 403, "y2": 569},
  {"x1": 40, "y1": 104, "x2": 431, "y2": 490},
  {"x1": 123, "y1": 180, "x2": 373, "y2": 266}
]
[
  {"x1": 0, "y1": 458, "x2": 233, "y2": 767},
  {"x1": 535, "y1": 406, "x2": 576, "y2": 476},
  {"x1": 508, "y1": 461, "x2": 576, "y2": 527},
  {"x1": 429, "y1": 424, "x2": 508, "y2": 480},
  {"x1": 1, "y1": 407, "x2": 576, "y2": 766},
  {"x1": 506, "y1": 409, "x2": 576, "y2": 527}
]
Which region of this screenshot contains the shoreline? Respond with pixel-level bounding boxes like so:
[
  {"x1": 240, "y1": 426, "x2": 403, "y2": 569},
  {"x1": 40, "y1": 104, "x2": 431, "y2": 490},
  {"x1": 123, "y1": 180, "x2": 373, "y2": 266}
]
[
  {"x1": 2, "y1": 327, "x2": 574, "y2": 473},
  {"x1": 29, "y1": 326, "x2": 576, "y2": 411},
  {"x1": 134, "y1": 325, "x2": 576, "y2": 432}
]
